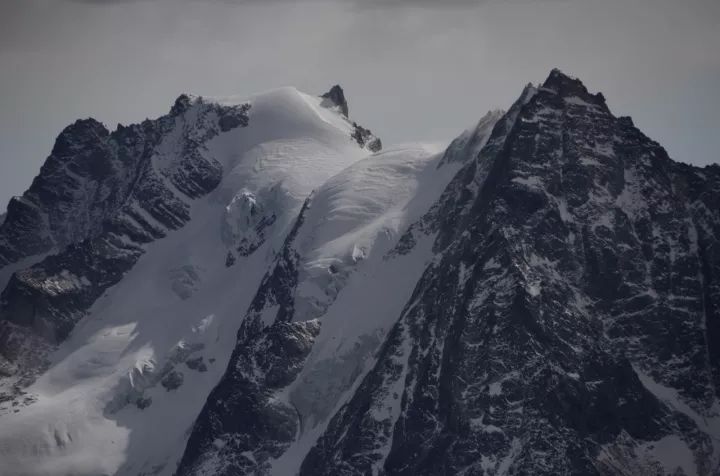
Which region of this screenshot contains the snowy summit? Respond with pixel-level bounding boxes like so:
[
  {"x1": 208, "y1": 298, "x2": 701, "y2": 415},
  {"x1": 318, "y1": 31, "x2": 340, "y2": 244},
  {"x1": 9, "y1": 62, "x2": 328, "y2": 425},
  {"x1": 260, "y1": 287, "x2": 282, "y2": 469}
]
[{"x1": 1, "y1": 71, "x2": 719, "y2": 476}]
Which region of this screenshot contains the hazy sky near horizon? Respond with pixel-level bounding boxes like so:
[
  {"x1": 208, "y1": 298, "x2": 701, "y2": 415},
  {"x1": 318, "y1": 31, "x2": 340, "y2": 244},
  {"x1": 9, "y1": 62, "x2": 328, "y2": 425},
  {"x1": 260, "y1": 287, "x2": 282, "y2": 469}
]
[{"x1": 1, "y1": 0, "x2": 719, "y2": 208}]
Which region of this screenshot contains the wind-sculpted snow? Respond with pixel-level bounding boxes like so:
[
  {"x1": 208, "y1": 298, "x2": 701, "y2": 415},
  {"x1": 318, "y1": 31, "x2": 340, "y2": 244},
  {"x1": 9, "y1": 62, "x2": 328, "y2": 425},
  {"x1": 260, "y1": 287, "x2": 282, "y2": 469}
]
[
  {"x1": 1, "y1": 71, "x2": 719, "y2": 476},
  {"x1": 0, "y1": 85, "x2": 378, "y2": 475},
  {"x1": 176, "y1": 139, "x2": 477, "y2": 474}
]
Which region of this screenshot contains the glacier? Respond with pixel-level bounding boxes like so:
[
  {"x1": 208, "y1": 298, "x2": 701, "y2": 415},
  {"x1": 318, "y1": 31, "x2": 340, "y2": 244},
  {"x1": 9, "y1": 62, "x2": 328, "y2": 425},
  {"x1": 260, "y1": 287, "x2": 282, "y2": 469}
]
[{"x1": 0, "y1": 71, "x2": 719, "y2": 476}]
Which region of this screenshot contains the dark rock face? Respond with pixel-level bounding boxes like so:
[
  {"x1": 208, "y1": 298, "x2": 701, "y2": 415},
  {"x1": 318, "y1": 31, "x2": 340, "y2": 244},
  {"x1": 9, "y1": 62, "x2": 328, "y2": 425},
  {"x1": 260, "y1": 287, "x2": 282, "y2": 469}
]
[
  {"x1": 177, "y1": 199, "x2": 317, "y2": 475},
  {"x1": 0, "y1": 118, "x2": 132, "y2": 265},
  {"x1": 219, "y1": 103, "x2": 251, "y2": 132},
  {"x1": 222, "y1": 190, "x2": 278, "y2": 265},
  {"x1": 351, "y1": 122, "x2": 382, "y2": 153},
  {"x1": 1, "y1": 234, "x2": 143, "y2": 344},
  {"x1": 161, "y1": 369, "x2": 185, "y2": 391},
  {"x1": 319, "y1": 85, "x2": 381, "y2": 153},
  {"x1": 321, "y1": 85, "x2": 349, "y2": 117},
  {"x1": 177, "y1": 317, "x2": 320, "y2": 475},
  {"x1": 0, "y1": 98, "x2": 252, "y2": 270},
  {"x1": 136, "y1": 396, "x2": 152, "y2": 410},
  {"x1": 171, "y1": 94, "x2": 194, "y2": 116},
  {"x1": 186, "y1": 356, "x2": 208, "y2": 372},
  {"x1": 0, "y1": 96, "x2": 251, "y2": 371},
  {"x1": 298, "y1": 71, "x2": 720, "y2": 475}
]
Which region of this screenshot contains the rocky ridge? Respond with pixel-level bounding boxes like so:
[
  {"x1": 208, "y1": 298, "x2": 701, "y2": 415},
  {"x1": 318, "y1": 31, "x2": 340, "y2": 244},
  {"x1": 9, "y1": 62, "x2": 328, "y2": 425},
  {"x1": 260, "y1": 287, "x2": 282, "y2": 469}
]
[{"x1": 0, "y1": 71, "x2": 718, "y2": 476}]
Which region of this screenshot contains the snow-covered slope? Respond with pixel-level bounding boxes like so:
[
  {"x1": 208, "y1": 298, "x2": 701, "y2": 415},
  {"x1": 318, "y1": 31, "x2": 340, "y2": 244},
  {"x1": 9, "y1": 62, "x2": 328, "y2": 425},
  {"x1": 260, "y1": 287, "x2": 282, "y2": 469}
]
[
  {"x1": 173, "y1": 140, "x2": 487, "y2": 475},
  {"x1": 1, "y1": 71, "x2": 719, "y2": 476},
  {"x1": 0, "y1": 85, "x2": 380, "y2": 475}
]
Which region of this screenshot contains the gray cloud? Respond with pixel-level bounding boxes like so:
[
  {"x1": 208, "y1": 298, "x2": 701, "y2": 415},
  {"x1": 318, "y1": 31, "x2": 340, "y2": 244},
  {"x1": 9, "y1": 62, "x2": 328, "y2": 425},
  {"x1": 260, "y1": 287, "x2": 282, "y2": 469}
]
[
  {"x1": 1, "y1": 0, "x2": 718, "y2": 209},
  {"x1": 62, "y1": 0, "x2": 490, "y2": 8},
  {"x1": 60, "y1": 0, "x2": 159, "y2": 5}
]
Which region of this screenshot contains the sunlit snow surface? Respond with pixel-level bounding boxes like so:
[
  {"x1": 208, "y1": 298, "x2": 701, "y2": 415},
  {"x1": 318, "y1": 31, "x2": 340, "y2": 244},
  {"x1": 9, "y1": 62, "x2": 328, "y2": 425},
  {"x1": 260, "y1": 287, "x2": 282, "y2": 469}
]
[{"x1": 0, "y1": 87, "x2": 382, "y2": 475}]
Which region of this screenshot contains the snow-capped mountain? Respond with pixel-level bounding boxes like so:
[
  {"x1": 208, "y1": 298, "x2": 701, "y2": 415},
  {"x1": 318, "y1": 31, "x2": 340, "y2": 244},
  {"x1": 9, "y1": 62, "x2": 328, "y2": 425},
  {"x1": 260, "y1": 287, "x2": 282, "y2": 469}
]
[{"x1": 0, "y1": 71, "x2": 719, "y2": 476}]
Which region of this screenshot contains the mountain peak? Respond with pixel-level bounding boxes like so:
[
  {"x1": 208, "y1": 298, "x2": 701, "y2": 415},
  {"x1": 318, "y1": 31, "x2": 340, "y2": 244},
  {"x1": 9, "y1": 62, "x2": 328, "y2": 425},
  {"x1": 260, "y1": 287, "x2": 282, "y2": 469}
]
[
  {"x1": 170, "y1": 93, "x2": 194, "y2": 116},
  {"x1": 3, "y1": 73, "x2": 719, "y2": 476},
  {"x1": 542, "y1": 68, "x2": 582, "y2": 90},
  {"x1": 541, "y1": 68, "x2": 607, "y2": 108},
  {"x1": 320, "y1": 84, "x2": 349, "y2": 117},
  {"x1": 57, "y1": 118, "x2": 108, "y2": 141}
]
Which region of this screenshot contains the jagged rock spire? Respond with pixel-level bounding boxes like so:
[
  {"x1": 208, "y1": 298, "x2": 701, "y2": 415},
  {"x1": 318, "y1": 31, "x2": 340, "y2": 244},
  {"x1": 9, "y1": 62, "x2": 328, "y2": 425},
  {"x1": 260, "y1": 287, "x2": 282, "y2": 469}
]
[
  {"x1": 170, "y1": 93, "x2": 193, "y2": 116},
  {"x1": 542, "y1": 68, "x2": 608, "y2": 109},
  {"x1": 320, "y1": 85, "x2": 349, "y2": 117}
]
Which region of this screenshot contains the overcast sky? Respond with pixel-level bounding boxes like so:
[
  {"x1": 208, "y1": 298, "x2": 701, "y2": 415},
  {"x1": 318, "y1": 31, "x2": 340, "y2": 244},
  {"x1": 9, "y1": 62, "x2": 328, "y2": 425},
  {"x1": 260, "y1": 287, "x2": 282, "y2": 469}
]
[{"x1": 1, "y1": 0, "x2": 718, "y2": 209}]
